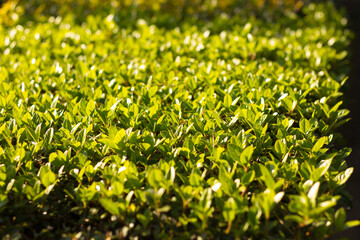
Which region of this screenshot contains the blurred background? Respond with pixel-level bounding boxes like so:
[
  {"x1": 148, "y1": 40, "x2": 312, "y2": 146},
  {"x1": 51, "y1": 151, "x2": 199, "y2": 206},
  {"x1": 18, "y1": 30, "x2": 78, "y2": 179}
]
[
  {"x1": 0, "y1": 0, "x2": 314, "y2": 27},
  {"x1": 339, "y1": 0, "x2": 360, "y2": 239},
  {"x1": 0, "y1": 0, "x2": 360, "y2": 238}
]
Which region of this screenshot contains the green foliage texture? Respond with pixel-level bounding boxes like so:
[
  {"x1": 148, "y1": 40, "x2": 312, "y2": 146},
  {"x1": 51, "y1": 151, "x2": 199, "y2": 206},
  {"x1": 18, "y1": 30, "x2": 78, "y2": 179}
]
[{"x1": 0, "y1": 0, "x2": 358, "y2": 239}]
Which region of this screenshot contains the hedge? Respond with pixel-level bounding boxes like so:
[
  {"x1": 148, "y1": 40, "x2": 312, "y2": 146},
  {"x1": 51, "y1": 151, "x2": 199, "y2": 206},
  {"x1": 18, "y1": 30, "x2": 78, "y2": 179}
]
[{"x1": 0, "y1": 0, "x2": 358, "y2": 239}]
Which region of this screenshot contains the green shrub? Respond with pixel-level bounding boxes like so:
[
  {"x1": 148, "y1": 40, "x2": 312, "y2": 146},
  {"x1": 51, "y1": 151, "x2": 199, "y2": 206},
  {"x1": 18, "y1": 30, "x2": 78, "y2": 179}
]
[{"x1": 0, "y1": 1, "x2": 358, "y2": 239}]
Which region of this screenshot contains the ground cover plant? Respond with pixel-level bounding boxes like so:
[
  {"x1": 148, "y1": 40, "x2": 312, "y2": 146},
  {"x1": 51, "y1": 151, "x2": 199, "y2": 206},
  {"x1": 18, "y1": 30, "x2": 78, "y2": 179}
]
[{"x1": 0, "y1": 0, "x2": 359, "y2": 239}]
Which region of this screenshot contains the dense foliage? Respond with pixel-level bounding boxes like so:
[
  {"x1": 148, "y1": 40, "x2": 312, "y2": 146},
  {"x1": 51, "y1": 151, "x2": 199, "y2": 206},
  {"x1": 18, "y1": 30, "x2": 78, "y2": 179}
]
[{"x1": 0, "y1": 0, "x2": 358, "y2": 239}]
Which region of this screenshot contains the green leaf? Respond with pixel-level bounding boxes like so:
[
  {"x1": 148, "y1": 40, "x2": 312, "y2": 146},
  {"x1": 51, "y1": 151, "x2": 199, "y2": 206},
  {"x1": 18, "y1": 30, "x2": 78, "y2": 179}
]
[
  {"x1": 168, "y1": 166, "x2": 175, "y2": 184},
  {"x1": 25, "y1": 125, "x2": 38, "y2": 142},
  {"x1": 299, "y1": 118, "x2": 311, "y2": 134},
  {"x1": 137, "y1": 210, "x2": 151, "y2": 227},
  {"x1": 334, "y1": 167, "x2": 353, "y2": 186},
  {"x1": 307, "y1": 182, "x2": 320, "y2": 205},
  {"x1": 41, "y1": 171, "x2": 56, "y2": 188},
  {"x1": 77, "y1": 128, "x2": 87, "y2": 147},
  {"x1": 227, "y1": 144, "x2": 241, "y2": 162},
  {"x1": 111, "y1": 181, "x2": 124, "y2": 195},
  {"x1": 147, "y1": 168, "x2": 165, "y2": 189},
  {"x1": 274, "y1": 140, "x2": 287, "y2": 158},
  {"x1": 148, "y1": 86, "x2": 158, "y2": 97},
  {"x1": 311, "y1": 156, "x2": 333, "y2": 181},
  {"x1": 258, "y1": 164, "x2": 275, "y2": 189},
  {"x1": 86, "y1": 100, "x2": 96, "y2": 115},
  {"x1": 51, "y1": 96, "x2": 59, "y2": 109},
  {"x1": 219, "y1": 166, "x2": 235, "y2": 195},
  {"x1": 98, "y1": 198, "x2": 121, "y2": 216},
  {"x1": 240, "y1": 145, "x2": 254, "y2": 166},
  {"x1": 310, "y1": 199, "x2": 336, "y2": 216},
  {"x1": 334, "y1": 208, "x2": 346, "y2": 231},
  {"x1": 241, "y1": 170, "x2": 255, "y2": 186},
  {"x1": 44, "y1": 127, "x2": 54, "y2": 145},
  {"x1": 312, "y1": 137, "x2": 327, "y2": 153},
  {"x1": 223, "y1": 197, "x2": 236, "y2": 222},
  {"x1": 343, "y1": 220, "x2": 360, "y2": 230},
  {"x1": 224, "y1": 94, "x2": 232, "y2": 108},
  {"x1": 114, "y1": 128, "x2": 126, "y2": 143}
]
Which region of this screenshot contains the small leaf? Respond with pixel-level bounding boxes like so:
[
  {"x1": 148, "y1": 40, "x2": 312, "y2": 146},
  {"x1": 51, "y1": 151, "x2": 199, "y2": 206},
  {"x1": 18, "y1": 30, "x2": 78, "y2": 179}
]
[
  {"x1": 334, "y1": 208, "x2": 346, "y2": 231},
  {"x1": 308, "y1": 182, "x2": 320, "y2": 205},
  {"x1": 41, "y1": 171, "x2": 56, "y2": 188},
  {"x1": 77, "y1": 128, "x2": 87, "y2": 147},
  {"x1": 44, "y1": 127, "x2": 54, "y2": 145},
  {"x1": 148, "y1": 86, "x2": 158, "y2": 97},
  {"x1": 274, "y1": 139, "x2": 287, "y2": 158},
  {"x1": 147, "y1": 168, "x2": 164, "y2": 189},
  {"x1": 258, "y1": 164, "x2": 275, "y2": 189},
  {"x1": 51, "y1": 96, "x2": 59, "y2": 109},
  {"x1": 343, "y1": 220, "x2": 360, "y2": 230},
  {"x1": 274, "y1": 192, "x2": 284, "y2": 204},
  {"x1": 240, "y1": 145, "x2": 254, "y2": 166},
  {"x1": 99, "y1": 198, "x2": 120, "y2": 216},
  {"x1": 334, "y1": 167, "x2": 353, "y2": 186},
  {"x1": 111, "y1": 181, "x2": 124, "y2": 196},
  {"x1": 86, "y1": 100, "x2": 96, "y2": 115},
  {"x1": 223, "y1": 197, "x2": 236, "y2": 222},
  {"x1": 299, "y1": 118, "x2": 311, "y2": 134},
  {"x1": 312, "y1": 137, "x2": 327, "y2": 152},
  {"x1": 224, "y1": 94, "x2": 232, "y2": 108},
  {"x1": 169, "y1": 166, "x2": 175, "y2": 184},
  {"x1": 228, "y1": 113, "x2": 239, "y2": 127},
  {"x1": 311, "y1": 155, "x2": 334, "y2": 181}
]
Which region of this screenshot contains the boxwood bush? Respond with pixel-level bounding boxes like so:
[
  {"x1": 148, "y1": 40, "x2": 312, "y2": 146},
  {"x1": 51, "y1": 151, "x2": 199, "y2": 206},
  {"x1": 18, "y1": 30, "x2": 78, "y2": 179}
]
[{"x1": 0, "y1": 0, "x2": 358, "y2": 239}]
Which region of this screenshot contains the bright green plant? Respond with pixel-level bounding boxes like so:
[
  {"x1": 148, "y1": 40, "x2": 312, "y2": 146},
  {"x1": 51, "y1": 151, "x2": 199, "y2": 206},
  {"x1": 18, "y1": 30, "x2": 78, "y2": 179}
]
[{"x1": 0, "y1": 0, "x2": 358, "y2": 239}]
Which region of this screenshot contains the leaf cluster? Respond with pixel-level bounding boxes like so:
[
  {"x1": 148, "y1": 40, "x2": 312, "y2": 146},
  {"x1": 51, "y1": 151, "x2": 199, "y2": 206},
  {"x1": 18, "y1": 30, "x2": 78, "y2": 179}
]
[{"x1": 0, "y1": 1, "x2": 357, "y2": 239}]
